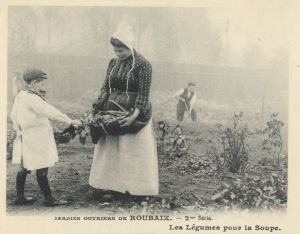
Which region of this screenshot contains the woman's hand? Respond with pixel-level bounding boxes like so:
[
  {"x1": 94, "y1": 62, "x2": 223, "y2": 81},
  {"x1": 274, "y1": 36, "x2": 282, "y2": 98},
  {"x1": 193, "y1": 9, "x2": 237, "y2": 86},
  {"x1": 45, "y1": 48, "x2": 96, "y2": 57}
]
[
  {"x1": 119, "y1": 108, "x2": 140, "y2": 128},
  {"x1": 119, "y1": 116, "x2": 136, "y2": 128}
]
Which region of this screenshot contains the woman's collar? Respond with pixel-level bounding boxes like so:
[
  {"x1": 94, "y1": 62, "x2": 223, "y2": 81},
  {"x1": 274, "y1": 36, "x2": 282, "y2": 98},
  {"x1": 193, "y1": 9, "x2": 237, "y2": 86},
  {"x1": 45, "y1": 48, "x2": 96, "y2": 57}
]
[{"x1": 122, "y1": 50, "x2": 135, "y2": 62}]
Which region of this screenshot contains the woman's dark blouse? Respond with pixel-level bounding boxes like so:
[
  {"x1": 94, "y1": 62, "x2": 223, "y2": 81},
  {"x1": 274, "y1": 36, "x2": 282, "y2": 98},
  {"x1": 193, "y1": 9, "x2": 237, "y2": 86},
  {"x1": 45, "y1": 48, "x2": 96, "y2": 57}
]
[{"x1": 92, "y1": 50, "x2": 152, "y2": 120}]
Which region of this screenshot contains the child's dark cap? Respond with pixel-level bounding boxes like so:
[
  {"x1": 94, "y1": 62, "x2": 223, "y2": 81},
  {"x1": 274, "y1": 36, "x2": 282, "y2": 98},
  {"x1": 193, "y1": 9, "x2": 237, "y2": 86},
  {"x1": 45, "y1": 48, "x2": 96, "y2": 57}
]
[{"x1": 23, "y1": 68, "x2": 48, "y2": 82}]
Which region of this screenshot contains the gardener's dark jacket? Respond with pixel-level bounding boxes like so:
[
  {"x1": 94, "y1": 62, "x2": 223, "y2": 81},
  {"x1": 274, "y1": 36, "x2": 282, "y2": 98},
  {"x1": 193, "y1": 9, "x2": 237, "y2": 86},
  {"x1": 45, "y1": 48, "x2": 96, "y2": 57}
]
[{"x1": 92, "y1": 50, "x2": 152, "y2": 122}]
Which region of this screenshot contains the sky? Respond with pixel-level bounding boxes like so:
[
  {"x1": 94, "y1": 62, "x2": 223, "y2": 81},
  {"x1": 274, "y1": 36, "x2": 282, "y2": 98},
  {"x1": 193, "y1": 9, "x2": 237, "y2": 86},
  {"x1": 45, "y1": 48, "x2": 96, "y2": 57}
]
[
  {"x1": 205, "y1": 5, "x2": 290, "y2": 65},
  {"x1": 8, "y1": 6, "x2": 290, "y2": 67}
]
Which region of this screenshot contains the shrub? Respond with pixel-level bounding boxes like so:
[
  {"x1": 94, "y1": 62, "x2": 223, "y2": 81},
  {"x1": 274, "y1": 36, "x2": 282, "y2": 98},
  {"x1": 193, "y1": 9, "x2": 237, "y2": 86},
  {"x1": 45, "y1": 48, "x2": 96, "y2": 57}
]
[
  {"x1": 215, "y1": 112, "x2": 249, "y2": 174},
  {"x1": 262, "y1": 113, "x2": 284, "y2": 168}
]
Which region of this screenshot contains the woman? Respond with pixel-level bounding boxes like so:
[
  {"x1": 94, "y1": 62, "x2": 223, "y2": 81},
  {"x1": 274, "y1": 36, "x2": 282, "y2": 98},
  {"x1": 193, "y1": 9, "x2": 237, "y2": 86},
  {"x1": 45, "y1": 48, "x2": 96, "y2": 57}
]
[{"x1": 89, "y1": 23, "x2": 159, "y2": 197}]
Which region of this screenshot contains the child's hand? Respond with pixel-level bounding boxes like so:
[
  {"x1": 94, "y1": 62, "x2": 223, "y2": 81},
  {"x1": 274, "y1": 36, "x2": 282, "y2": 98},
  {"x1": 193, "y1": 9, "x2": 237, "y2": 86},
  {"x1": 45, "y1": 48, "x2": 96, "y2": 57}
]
[
  {"x1": 86, "y1": 113, "x2": 93, "y2": 122},
  {"x1": 71, "y1": 119, "x2": 82, "y2": 128}
]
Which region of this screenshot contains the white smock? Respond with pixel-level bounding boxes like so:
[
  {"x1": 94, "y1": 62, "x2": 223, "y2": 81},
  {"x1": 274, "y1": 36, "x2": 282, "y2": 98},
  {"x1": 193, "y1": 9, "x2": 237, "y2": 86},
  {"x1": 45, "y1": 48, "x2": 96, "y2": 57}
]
[{"x1": 10, "y1": 91, "x2": 72, "y2": 170}]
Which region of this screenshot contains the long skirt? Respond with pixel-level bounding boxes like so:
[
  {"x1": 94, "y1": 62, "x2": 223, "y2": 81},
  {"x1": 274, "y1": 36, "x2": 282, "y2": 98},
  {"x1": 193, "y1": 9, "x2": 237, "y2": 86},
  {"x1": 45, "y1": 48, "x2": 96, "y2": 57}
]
[{"x1": 88, "y1": 120, "x2": 159, "y2": 195}]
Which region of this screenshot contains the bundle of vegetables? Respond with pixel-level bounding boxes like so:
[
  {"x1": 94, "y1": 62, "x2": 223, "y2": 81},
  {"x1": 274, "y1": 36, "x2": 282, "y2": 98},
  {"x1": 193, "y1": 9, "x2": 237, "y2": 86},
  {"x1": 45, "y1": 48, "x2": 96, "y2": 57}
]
[
  {"x1": 54, "y1": 108, "x2": 131, "y2": 145},
  {"x1": 54, "y1": 123, "x2": 89, "y2": 145},
  {"x1": 86, "y1": 110, "x2": 130, "y2": 144}
]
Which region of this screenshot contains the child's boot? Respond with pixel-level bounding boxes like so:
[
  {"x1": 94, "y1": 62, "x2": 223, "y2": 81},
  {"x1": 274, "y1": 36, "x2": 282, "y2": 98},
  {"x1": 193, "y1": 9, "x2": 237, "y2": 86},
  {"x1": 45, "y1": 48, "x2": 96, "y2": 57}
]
[
  {"x1": 14, "y1": 169, "x2": 34, "y2": 205},
  {"x1": 36, "y1": 169, "x2": 68, "y2": 207}
]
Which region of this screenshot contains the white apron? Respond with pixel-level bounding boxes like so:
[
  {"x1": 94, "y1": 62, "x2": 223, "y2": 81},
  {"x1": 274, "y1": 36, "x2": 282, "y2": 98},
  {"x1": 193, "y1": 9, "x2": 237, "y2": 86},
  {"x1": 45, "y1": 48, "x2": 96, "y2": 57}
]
[
  {"x1": 10, "y1": 91, "x2": 71, "y2": 170},
  {"x1": 89, "y1": 120, "x2": 159, "y2": 195}
]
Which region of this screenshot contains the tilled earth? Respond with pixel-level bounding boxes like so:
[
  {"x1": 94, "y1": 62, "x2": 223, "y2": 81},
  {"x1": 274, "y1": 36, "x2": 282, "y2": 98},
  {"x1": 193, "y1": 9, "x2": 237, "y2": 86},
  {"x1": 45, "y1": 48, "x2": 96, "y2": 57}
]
[
  {"x1": 6, "y1": 138, "x2": 219, "y2": 215},
  {"x1": 6, "y1": 120, "x2": 287, "y2": 215}
]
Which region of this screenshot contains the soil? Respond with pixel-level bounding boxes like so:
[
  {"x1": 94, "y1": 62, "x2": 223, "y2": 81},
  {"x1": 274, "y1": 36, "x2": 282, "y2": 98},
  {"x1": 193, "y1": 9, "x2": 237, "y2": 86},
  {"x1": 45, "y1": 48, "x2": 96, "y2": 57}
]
[
  {"x1": 6, "y1": 121, "x2": 217, "y2": 214},
  {"x1": 6, "y1": 118, "x2": 287, "y2": 215}
]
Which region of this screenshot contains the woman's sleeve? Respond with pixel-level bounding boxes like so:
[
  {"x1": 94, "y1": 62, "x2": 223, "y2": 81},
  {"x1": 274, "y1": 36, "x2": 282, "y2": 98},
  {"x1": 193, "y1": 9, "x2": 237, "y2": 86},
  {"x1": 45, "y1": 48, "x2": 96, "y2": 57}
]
[
  {"x1": 29, "y1": 95, "x2": 72, "y2": 125},
  {"x1": 92, "y1": 59, "x2": 114, "y2": 114},
  {"x1": 135, "y1": 60, "x2": 152, "y2": 112}
]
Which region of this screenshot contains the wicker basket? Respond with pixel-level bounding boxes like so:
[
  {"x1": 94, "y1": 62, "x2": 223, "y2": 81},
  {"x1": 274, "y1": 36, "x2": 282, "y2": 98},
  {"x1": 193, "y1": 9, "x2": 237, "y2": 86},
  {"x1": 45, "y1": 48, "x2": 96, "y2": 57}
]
[{"x1": 88, "y1": 110, "x2": 129, "y2": 144}]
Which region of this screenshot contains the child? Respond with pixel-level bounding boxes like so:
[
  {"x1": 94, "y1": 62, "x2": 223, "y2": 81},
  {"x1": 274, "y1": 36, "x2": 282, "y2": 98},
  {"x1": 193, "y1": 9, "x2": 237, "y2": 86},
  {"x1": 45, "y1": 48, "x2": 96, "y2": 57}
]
[{"x1": 10, "y1": 68, "x2": 82, "y2": 206}]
